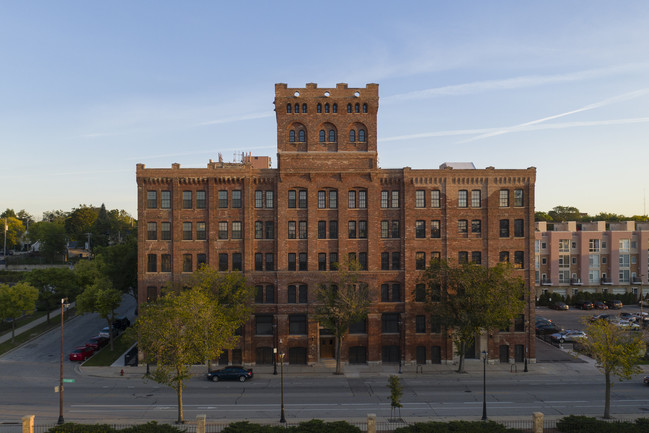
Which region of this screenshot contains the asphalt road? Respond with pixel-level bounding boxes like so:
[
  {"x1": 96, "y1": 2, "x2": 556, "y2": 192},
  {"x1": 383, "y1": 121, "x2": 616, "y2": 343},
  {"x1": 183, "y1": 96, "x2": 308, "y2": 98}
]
[{"x1": 2, "y1": 304, "x2": 649, "y2": 425}]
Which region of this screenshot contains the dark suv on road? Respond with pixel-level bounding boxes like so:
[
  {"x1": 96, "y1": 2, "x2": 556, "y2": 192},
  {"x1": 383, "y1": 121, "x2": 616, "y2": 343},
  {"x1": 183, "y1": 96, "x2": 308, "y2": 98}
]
[{"x1": 604, "y1": 300, "x2": 623, "y2": 310}]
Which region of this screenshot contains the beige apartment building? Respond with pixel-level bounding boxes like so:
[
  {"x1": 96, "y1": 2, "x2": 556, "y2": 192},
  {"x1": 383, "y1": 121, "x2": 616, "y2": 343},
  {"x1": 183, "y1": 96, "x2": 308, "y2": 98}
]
[{"x1": 535, "y1": 221, "x2": 649, "y2": 299}]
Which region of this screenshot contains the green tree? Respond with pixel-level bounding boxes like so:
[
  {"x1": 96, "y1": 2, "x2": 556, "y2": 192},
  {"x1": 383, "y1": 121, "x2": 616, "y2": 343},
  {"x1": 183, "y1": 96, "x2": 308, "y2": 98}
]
[
  {"x1": 548, "y1": 205, "x2": 583, "y2": 222},
  {"x1": 24, "y1": 268, "x2": 78, "y2": 322},
  {"x1": 75, "y1": 279, "x2": 123, "y2": 350},
  {"x1": 93, "y1": 237, "x2": 138, "y2": 298},
  {"x1": 534, "y1": 211, "x2": 553, "y2": 222},
  {"x1": 421, "y1": 260, "x2": 525, "y2": 373},
  {"x1": 581, "y1": 319, "x2": 645, "y2": 419},
  {"x1": 27, "y1": 221, "x2": 67, "y2": 261},
  {"x1": 314, "y1": 260, "x2": 371, "y2": 375},
  {"x1": 65, "y1": 205, "x2": 98, "y2": 244},
  {"x1": 42, "y1": 210, "x2": 69, "y2": 224},
  {"x1": 91, "y1": 204, "x2": 112, "y2": 248},
  {"x1": 74, "y1": 258, "x2": 103, "y2": 290},
  {"x1": 0, "y1": 282, "x2": 39, "y2": 342},
  {"x1": 137, "y1": 269, "x2": 253, "y2": 424},
  {"x1": 1, "y1": 216, "x2": 26, "y2": 251},
  {"x1": 387, "y1": 375, "x2": 403, "y2": 420}
]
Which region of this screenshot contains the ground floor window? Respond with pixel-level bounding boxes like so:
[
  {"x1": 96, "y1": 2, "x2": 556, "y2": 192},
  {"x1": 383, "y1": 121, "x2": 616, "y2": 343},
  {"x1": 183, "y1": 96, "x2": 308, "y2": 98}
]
[
  {"x1": 382, "y1": 345, "x2": 400, "y2": 363},
  {"x1": 289, "y1": 347, "x2": 307, "y2": 364},
  {"x1": 349, "y1": 346, "x2": 367, "y2": 364}
]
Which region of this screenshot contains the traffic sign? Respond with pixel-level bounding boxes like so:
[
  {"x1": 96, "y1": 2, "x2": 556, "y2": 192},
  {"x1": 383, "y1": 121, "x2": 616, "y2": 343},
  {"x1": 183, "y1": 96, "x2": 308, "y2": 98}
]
[{"x1": 62, "y1": 379, "x2": 75, "y2": 383}]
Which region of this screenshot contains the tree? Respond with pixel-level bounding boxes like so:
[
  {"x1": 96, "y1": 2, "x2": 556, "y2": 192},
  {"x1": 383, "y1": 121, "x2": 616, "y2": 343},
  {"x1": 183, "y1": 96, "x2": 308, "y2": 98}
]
[
  {"x1": 24, "y1": 268, "x2": 78, "y2": 322},
  {"x1": 1, "y1": 216, "x2": 26, "y2": 251},
  {"x1": 0, "y1": 282, "x2": 39, "y2": 342},
  {"x1": 548, "y1": 205, "x2": 583, "y2": 222},
  {"x1": 421, "y1": 260, "x2": 525, "y2": 373},
  {"x1": 27, "y1": 221, "x2": 67, "y2": 261},
  {"x1": 65, "y1": 206, "x2": 98, "y2": 244},
  {"x1": 92, "y1": 204, "x2": 112, "y2": 248},
  {"x1": 314, "y1": 260, "x2": 371, "y2": 375},
  {"x1": 581, "y1": 319, "x2": 645, "y2": 419},
  {"x1": 93, "y1": 237, "x2": 138, "y2": 298},
  {"x1": 75, "y1": 279, "x2": 123, "y2": 350},
  {"x1": 387, "y1": 375, "x2": 403, "y2": 420},
  {"x1": 137, "y1": 268, "x2": 253, "y2": 424}
]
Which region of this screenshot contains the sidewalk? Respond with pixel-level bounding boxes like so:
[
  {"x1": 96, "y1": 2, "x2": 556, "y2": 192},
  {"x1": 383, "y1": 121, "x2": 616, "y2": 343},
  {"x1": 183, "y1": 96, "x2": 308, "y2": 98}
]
[{"x1": 0, "y1": 304, "x2": 70, "y2": 345}]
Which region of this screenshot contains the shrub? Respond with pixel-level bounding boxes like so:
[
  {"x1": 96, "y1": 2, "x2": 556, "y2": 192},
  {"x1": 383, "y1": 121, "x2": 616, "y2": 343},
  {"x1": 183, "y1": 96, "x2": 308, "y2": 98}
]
[
  {"x1": 222, "y1": 420, "x2": 361, "y2": 433},
  {"x1": 121, "y1": 422, "x2": 185, "y2": 433},
  {"x1": 47, "y1": 424, "x2": 118, "y2": 433},
  {"x1": 393, "y1": 420, "x2": 523, "y2": 433},
  {"x1": 555, "y1": 415, "x2": 649, "y2": 433}
]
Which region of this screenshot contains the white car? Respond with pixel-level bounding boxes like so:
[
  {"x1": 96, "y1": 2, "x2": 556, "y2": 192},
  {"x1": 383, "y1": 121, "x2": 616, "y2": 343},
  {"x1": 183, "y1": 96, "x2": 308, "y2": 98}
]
[
  {"x1": 609, "y1": 319, "x2": 640, "y2": 330},
  {"x1": 550, "y1": 330, "x2": 587, "y2": 343},
  {"x1": 98, "y1": 326, "x2": 120, "y2": 338}
]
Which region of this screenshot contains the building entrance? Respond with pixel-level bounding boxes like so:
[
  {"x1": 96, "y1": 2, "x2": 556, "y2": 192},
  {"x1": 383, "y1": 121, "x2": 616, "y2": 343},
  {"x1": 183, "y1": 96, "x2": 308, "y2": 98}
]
[{"x1": 320, "y1": 337, "x2": 335, "y2": 359}]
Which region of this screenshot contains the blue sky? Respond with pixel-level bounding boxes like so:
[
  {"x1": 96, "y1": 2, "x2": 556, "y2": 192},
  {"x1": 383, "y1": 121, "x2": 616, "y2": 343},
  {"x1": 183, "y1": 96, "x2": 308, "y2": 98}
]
[{"x1": 2, "y1": 1, "x2": 648, "y2": 220}]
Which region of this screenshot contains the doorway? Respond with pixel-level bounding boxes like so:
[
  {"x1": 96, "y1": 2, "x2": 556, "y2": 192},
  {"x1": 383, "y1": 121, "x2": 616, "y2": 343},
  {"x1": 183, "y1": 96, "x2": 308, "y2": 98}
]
[{"x1": 320, "y1": 337, "x2": 335, "y2": 359}]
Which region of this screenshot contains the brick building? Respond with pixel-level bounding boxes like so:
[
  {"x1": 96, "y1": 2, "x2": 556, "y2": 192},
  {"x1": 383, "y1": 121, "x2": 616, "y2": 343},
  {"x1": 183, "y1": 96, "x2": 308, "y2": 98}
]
[
  {"x1": 535, "y1": 220, "x2": 649, "y2": 299},
  {"x1": 136, "y1": 82, "x2": 537, "y2": 367}
]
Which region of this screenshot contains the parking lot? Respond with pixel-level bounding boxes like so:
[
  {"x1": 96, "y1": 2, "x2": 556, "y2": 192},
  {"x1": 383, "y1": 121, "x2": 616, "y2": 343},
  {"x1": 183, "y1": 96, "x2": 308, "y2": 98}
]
[{"x1": 537, "y1": 303, "x2": 647, "y2": 332}]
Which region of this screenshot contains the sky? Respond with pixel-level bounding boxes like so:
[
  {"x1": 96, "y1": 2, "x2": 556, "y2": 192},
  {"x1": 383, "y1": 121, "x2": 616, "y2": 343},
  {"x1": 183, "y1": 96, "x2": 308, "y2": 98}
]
[{"x1": 1, "y1": 1, "x2": 648, "y2": 221}]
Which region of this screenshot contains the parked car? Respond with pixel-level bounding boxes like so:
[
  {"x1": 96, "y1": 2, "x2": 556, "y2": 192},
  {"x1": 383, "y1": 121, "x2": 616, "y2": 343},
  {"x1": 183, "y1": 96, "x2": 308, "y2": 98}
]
[
  {"x1": 610, "y1": 319, "x2": 640, "y2": 330},
  {"x1": 643, "y1": 376, "x2": 649, "y2": 385},
  {"x1": 619, "y1": 312, "x2": 638, "y2": 322},
  {"x1": 592, "y1": 301, "x2": 608, "y2": 310},
  {"x1": 590, "y1": 313, "x2": 613, "y2": 322},
  {"x1": 69, "y1": 346, "x2": 95, "y2": 362},
  {"x1": 550, "y1": 302, "x2": 569, "y2": 311},
  {"x1": 85, "y1": 335, "x2": 109, "y2": 350},
  {"x1": 207, "y1": 366, "x2": 254, "y2": 382},
  {"x1": 605, "y1": 300, "x2": 623, "y2": 310},
  {"x1": 99, "y1": 326, "x2": 120, "y2": 339},
  {"x1": 113, "y1": 316, "x2": 131, "y2": 331},
  {"x1": 575, "y1": 301, "x2": 594, "y2": 310},
  {"x1": 550, "y1": 330, "x2": 587, "y2": 343},
  {"x1": 536, "y1": 323, "x2": 562, "y2": 335}
]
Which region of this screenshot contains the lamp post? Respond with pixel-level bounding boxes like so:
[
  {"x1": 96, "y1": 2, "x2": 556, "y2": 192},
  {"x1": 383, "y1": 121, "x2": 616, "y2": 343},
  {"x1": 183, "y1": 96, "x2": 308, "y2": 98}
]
[
  {"x1": 398, "y1": 319, "x2": 403, "y2": 374},
  {"x1": 58, "y1": 298, "x2": 69, "y2": 425},
  {"x1": 273, "y1": 324, "x2": 278, "y2": 375},
  {"x1": 481, "y1": 350, "x2": 488, "y2": 421},
  {"x1": 279, "y1": 352, "x2": 286, "y2": 423}
]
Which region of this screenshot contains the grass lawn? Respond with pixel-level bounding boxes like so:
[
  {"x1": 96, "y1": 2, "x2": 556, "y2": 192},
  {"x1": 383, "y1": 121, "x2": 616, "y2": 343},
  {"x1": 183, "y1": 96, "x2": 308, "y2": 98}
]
[
  {"x1": 0, "y1": 310, "x2": 49, "y2": 338},
  {"x1": 0, "y1": 310, "x2": 76, "y2": 356},
  {"x1": 83, "y1": 330, "x2": 136, "y2": 366}
]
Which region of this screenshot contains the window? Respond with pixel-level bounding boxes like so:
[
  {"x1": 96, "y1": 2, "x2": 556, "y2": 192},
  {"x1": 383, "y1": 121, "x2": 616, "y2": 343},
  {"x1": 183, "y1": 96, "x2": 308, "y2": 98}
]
[
  {"x1": 380, "y1": 191, "x2": 389, "y2": 208},
  {"x1": 514, "y1": 219, "x2": 524, "y2": 237},
  {"x1": 333, "y1": 103, "x2": 337, "y2": 113},
  {"x1": 348, "y1": 191, "x2": 356, "y2": 208},
  {"x1": 328, "y1": 130, "x2": 336, "y2": 142},
  {"x1": 380, "y1": 221, "x2": 389, "y2": 238},
  {"x1": 358, "y1": 129, "x2": 366, "y2": 142},
  {"x1": 359, "y1": 252, "x2": 367, "y2": 270},
  {"x1": 471, "y1": 220, "x2": 481, "y2": 235},
  {"x1": 288, "y1": 253, "x2": 296, "y2": 271},
  {"x1": 255, "y1": 190, "x2": 263, "y2": 208},
  {"x1": 232, "y1": 190, "x2": 242, "y2": 208},
  {"x1": 458, "y1": 190, "x2": 468, "y2": 208},
  {"x1": 232, "y1": 253, "x2": 242, "y2": 271},
  {"x1": 358, "y1": 190, "x2": 367, "y2": 208},
  {"x1": 286, "y1": 104, "x2": 292, "y2": 113},
  {"x1": 218, "y1": 190, "x2": 228, "y2": 208},
  {"x1": 620, "y1": 239, "x2": 630, "y2": 252},
  {"x1": 218, "y1": 222, "x2": 228, "y2": 240},
  {"x1": 391, "y1": 220, "x2": 400, "y2": 238},
  {"x1": 381, "y1": 283, "x2": 401, "y2": 302},
  {"x1": 329, "y1": 252, "x2": 338, "y2": 270},
  {"x1": 298, "y1": 221, "x2": 307, "y2": 239},
  {"x1": 289, "y1": 315, "x2": 307, "y2": 335},
  {"x1": 349, "y1": 130, "x2": 356, "y2": 142},
  {"x1": 431, "y1": 220, "x2": 441, "y2": 238},
  {"x1": 499, "y1": 251, "x2": 510, "y2": 263},
  {"x1": 255, "y1": 253, "x2": 263, "y2": 271},
  {"x1": 318, "y1": 191, "x2": 326, "y2": 208},
  {"x1": 324, "y1": 103, "x2": 329, "y2": 113},
  {"x1": 288, "y1": 190, "x2": 297, "y2": 208},
  {"x1": 319, "y1": 253, "x2": 326, "y2": 270},
  {"x1": 161, "y1": 222, "x2": 171, "y2": 240},
  {"x1": 514, "y1": 251, "x2": 524, "y2": 269},
  {"x1": 298, "y1": 130, "x2": 305, "y2": 142},
  {"x1": 295, "y1": 103, "x2": 299, "y2": 113},
  {"x1": 514, "y1": 189, "x2": 524, "y2": 207},
  {"x1": 363, "y1": 103, "x2": 368, "y2": 113},
  {"x1": 500, "y1": 219, "x2": 509, "y2": 237},
  {"x1": 415, "y1": 284, "x2": 426, "y2": 302},
  {"x1": 265, "y1": 253, "x2": 274, "y2": 271},
  {"x1": 217, "y1": 253, "x2": 227, "y2": 271},
  {"x1": 289, "y1": 130, "x2": 296, "y2": 142},
  {"x1": 458, "y1": 220, "x2": 468, "y2": 234},
  {"x1": 416, "y1": 315, "x2": 426, "y2": 333},
  {"x1": 299, "y1": 253, "x2": 308, "y2": 271},
  {"x1": 416, "y1": 252, "x2": 426, "y2": 270},
  {"x1": 392, "y1": 252, "x2": 400, "y2": 270},
  {"x1": 430, "y1": 190, "x2": 440, "y2": 208},
  {"x1": 430, "y1": 315, "x2": 442, "y2": 333},
  {"x1": 359, "y1": 221, "x2": 367, "y2": 238},
  {"x1": 329, "y1": 220, "x2": 338, "y2": 239},
  {"x1": 265, "y1": 191, "x2": 274, "y2": 208},
  {"x1": 415, "y1": 220, "x2": 426, "y2": 238},
  {"x1": 589, "y1": 239, "x2": 600, "y2": 252},
  {"x1": 197, "y1": 254, "x2": 206, "y2": 268},
  {"x1": 183, "y1": 222, "x2": 192, "y2": 240},
  {"x1": 514, "y1": 314, "x2": 525, "y2": 332},
  {"x1": 329, "y1": 190, "x2": 337, "y2": 208},
  {"x1": 161, "y1": 191, "x2": 171, "y2": 209},
  {"x1": 147, "y1": 254, "x2": 157, "y2": 272},
  {"x1": 458, "y1": 251, "x2": 468, "y2": 264},
  {"x1": 472, "y1": 251, "x2": 482, "y2": 264},
  {"x1": 302, "y1": 103, "x2": 307, "y2": 113},
  {"x1": 355, "y1": 103, "x2": 360, "y2": 113},
  {"x1": 289, "y1": 284, "x2": 308, "y2": 303},
  {"x1": 288, "y1": 221, "x2": 296, "y2": 239},
  {"x1": 161, "y1": 254, "x2": 171, "y2": 272},
  {"x1": 319, "y1": 130, "x2": 325, "y2": 142},
  {"x1": 499, "y1": 190, "x2": 509, "y2": 207},
  {"x1": 318, "y1": 221, "x2": 326, "y2": 239},
  {"x1": 317, "y1": 103, "x2": 322, "y2": 113},
  {"x1": 265, "y1": 221, "x2": 274, "y2": 239},
  {"x1": 255, "y1": 221, "x2": 263, "y2": 239},
  {"x1": 229, "y1": 221, "x2": 240, "y2": 239},
  {"x1": 381, "y1": 252, "x2": 389, "y2": 270},
  {"x1": 147, "y1": 191, "x2": 157, "y2": 209},
  {"x1": 183, "y1": 191, "x2": 192, "y2": 209},
  {"x1": 197, "y1": 222, "x2": 206, "y2": 240},
  {"x1": 256, "y1": 315, "x2": 273, "y2": 335},
  {"x1": 429, "y1": 283, "x2": 441, "y2": 302},
  {"x1": 347, "y1": 103, "x2": 352, "y2": 113},
  {"x1": 415, "y1": 190, "x2": 425, "y2": 208},
  {"x1": 183, "y1": 254, "x2": 192, "y2": 272},
  {"x1": 471, "y1": 190, "x2": 481, "y2": 207},
  {"x1": 298, "y1": 190, "x2": 307, "y2": 208},
  {"x1": 348, "y1": 221, "x2": 357, "y2": 238},
  {"x1": 391, "y1": 191, "x2": 400, "y2": 208},
  {"x1": 196, "y1": 190, "x2": 206, "y2": 209},
  {"x1": 147, "y1": 222, "x2": 157, "y2": 240},
  {"x1": 381, "y1": 313, "x2": 400, "y2": 333},
  {"x1": 349, "y1": 320, "x2": 366, "y2": 334}
]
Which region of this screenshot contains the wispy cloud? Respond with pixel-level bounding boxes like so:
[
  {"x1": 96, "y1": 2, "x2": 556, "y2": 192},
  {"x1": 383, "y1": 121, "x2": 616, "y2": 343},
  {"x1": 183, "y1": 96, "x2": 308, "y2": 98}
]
[{"x1": 383, "y1": 63, "x2": 649, "y2": 102}]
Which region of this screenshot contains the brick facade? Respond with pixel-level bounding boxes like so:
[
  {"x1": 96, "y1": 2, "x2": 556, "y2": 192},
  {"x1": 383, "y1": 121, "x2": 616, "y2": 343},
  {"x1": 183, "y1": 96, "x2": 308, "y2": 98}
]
[{"x1": 136, "y1": 82, "x2": 537, "y2": 367}]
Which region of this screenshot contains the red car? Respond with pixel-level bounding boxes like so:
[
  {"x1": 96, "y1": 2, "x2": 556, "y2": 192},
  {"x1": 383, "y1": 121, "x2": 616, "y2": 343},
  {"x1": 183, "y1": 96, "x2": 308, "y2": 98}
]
[
  {"x1": 85, "y1": 336, "x2": 109, "y2": 351},
  {"x1": 69, "y1": 346, "x2": 95, "y2": 362}
]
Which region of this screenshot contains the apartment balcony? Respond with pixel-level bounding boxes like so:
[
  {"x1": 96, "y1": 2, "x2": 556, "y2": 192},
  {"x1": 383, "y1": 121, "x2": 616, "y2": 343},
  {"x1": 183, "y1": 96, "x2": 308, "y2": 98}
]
[
  {"x1": 541, "y1": 278, "x2": 553, "y2": 286},
  {"x1": 570, "y1": 278, "x2": 583, "y2": 286},
  {"x1": 601, "y1": 277, "x2": 613, "y2": 285},
  {"x1": 632, "y1": 277, "x2": 643, "y2": 284}
]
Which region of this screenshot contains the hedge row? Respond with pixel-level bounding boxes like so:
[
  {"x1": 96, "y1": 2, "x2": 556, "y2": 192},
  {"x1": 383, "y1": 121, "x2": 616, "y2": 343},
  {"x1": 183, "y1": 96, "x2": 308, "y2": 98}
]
[
  {"x1": 557, "y1": 415, "x2": 649, "y2": 432},
  {"x1": 47, "y1": 422, "x2": 185, "y2": 433},
  {"x1": 393, "y1": 421, "x2": 523, "y2": 433}
]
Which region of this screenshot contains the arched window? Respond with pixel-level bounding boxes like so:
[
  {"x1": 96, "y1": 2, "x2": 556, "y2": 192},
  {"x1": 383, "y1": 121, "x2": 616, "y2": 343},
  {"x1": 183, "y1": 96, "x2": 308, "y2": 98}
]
[
  {"x1": 355, "y1": 103, "x2": 360, "y2": 113},
  {"x1": 298, "y1": 130, "x2": 305, "y2": 142},
  {"x1": 325, "y1": 103, "x2": 330, "y2": 113},
  {"x1": 302, "y1": 103, "x2": 307, "y2": 113},
  {"x1": 358, "y1": 129, "x2": 366, "y2": 142},
  {"x1": 347, "y1": 104, "x2": 352, "y2": 113},
  {"x1": 333, "y1": 103, "x2": 337, "y2": 113},
  {"x1": 295, "y1": 103, "x2": 299, "y2": 113},
  {"x1": 349, "y1": 130, "x2": 356, "y2": 142},
  {"x1": 317, "y1": 103, "x2": 322, "y2": 113},
  {"x1": 328, "y1": 130, "x2": 336, "y2": 142},
  {"x1": 319, "y1": 130, "x2": 325, "y2": 142},
  {"x1": 287, "y1": 104, "x2": 292, "y2": 113},
  {"x1": 363, "y1": 103, "x2": 368, "y2": 113},
  {"x1": 289, "y1": 130, "x2": 295, "y2": 142}
]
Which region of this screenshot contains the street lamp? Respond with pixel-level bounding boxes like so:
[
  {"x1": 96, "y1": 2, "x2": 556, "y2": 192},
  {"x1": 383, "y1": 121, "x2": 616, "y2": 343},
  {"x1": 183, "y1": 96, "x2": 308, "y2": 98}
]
[
  {"x1": 397, "y1": 319, "x2": 403, "y2": 374},
  {"x1": 481, "y1": 350, "x2": 488, "y2": 421},
  {"x1": 273, "y1": 324, "x2": 278, "y2": 375},
  {"x1": 58, "y1": 298, "x2": 70, "y2": 425},
  {"x1": 279, "y1": 352, "x2": 286, "y2": 423}
]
